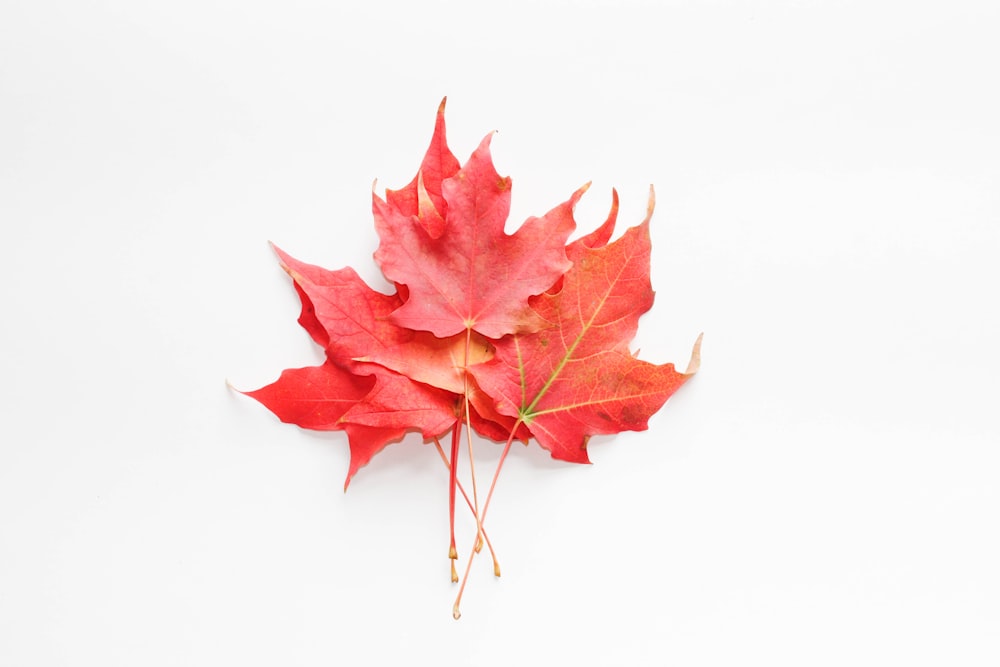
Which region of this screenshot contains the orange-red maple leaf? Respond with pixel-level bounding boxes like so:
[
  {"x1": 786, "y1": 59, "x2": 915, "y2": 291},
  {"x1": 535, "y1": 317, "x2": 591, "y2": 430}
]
[{"x1": 470, "y1": 188, "x2": 701, "y2": 463}]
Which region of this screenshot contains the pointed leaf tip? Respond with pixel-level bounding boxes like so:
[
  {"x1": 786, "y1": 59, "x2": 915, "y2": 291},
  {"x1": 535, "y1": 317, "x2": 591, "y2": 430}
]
[
  {"x1": 643, "y1": 185, "x2": 656, "y2": 224},
  {"x1": 416, "y1": 170, "x2": 446, "y2": 237},
  {"x1": 685, "y1": 333, "x2": 703, "y2": 375},
  {"x1": 476, "y1": 131, "x2": 497, "y2": 152}
]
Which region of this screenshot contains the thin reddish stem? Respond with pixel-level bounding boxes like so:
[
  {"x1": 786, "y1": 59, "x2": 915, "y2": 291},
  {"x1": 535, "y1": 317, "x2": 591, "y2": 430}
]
[
  {"x1": 432, "y1": 437, "x2": 499, "y2": 575},
  {"x1": 448, "y1": 421, "x2": 460, "y2": 581},
  {"x1": 479, "y1": 419, "x2": 521, "y2": 532},
  {"x1": 452, "y1": 421, "x2": 520, "y2": 620}
]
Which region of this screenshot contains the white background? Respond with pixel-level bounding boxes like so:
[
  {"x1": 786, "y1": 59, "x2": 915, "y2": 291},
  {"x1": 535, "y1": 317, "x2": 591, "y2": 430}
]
[{"x1": 2, "y1": 0, "x2": 998, "y2": 664}]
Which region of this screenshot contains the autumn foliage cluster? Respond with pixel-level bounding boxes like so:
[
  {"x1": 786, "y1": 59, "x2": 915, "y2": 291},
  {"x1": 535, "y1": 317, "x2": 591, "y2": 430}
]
[{"x1": 237, "y1": 100, "x2": 700, "y2": 617}]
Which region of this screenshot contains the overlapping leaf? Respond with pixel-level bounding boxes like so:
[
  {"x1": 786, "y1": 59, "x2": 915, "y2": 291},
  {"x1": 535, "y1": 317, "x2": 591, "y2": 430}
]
[
  {"x1": 372, "y1": 119, "x2": 577, "y2": 339},
  {"x1": 240, "y1": 247, "x2": 459, "y2": 487},
  {"x1": 470, "y1": 189, "x2": 701, "y2": 463},
  {"x1": 242, "y1": 363, "x2": 408, "y2": 488}
]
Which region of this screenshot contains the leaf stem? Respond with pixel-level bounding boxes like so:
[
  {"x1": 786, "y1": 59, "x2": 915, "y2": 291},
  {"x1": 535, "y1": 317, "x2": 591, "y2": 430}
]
[
  {"x1": 479, "y1": 418, "x2": 521, "y2": 546},
  {"x1": 432, "y1": 437, "x2": 499, "y2": 576},
  {"x1": 452, "y1": 421, "x2": 520, "y2": 620},
  {"x1": 448, "y1": 421, "x2": 459, "y2": 581}
]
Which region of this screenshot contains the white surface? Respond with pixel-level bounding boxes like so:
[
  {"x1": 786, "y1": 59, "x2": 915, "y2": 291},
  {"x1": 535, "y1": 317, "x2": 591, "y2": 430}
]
[{"x1": 2, "y1": 0, "x2": 998, "y2": 664}]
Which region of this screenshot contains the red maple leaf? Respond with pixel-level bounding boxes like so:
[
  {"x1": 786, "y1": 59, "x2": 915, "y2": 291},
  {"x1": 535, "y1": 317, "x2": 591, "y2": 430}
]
[
  {"x1": 372, "y1": 103, "x2": 578, "y2": 339},
  {"x1": 470, "y1": 188, "x2": 701, "y2": 463},
  {"x1": 234, "y1": 99, "x2": 700, "y2": 617},
  {"x1": 239, "y1": 245, "x2": 460, "y2": 488},
  {"x1": 239, "y1": 364, "x2": 408, "y2": 488}
]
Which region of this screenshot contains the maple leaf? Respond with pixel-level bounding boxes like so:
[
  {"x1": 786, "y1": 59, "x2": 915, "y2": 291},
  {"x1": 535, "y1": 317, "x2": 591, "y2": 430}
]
[
  {"x1": 242, "y1": 362, "x2": 375, "y2": 432},
  {"x1": 240, "y1": 246, "x2": 461, "y2": 488},
  {"x1": 271, "y1": 244, "x2": 409, "y2": 368},
  {"x1": 275, "y1": 243, "x2": 461, "y2": 429},
  {"x1": 470, "y1": 188, "x2": 701, "y2": 463},
  {"x1": 237, "y1": 362, "x2": 408, "y2": 489},
  {"x1": 372, "y1": 108, "x2": 579, "y2": 339}
]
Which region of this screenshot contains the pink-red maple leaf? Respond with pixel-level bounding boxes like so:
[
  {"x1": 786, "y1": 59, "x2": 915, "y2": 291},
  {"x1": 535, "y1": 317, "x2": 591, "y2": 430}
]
[{"x1": 372, "y1": 103, "x2": 579, "y2": 339}]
